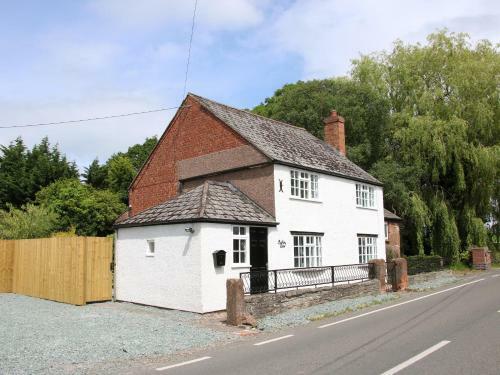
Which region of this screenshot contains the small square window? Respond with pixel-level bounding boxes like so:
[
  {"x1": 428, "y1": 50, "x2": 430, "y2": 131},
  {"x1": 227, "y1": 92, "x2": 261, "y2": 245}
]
[
  {"x1": 146, "y1": 240, "x2": 155, "y2": 257},
  {"x1": 232, "y1": 226, "x2": 248, "y2": 265}
]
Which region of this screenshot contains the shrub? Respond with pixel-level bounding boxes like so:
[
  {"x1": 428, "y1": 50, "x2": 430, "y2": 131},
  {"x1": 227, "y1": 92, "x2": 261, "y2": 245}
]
[
  {"x1": 0, "y1": 204, "x2": 59, "y2": 239},
  {"x1": 385, "y1": 245, "x2": 398, "y2": 261},
  {"x1": 406, "y1": 255, "x2": 443, "y2": 275},
  {"x1": 35, "y1": 178, "x2": 126, "y2": 236}
]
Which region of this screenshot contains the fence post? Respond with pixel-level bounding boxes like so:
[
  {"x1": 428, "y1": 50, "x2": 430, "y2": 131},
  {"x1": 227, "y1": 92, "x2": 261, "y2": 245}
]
[
  {"x1": 392, "y1": 258, "x2": 408, "y2": 291},
  {"x1": 226, "y1": 279, "x2": 245, "y2": 326},
  {"x1": 368, "y1": 259, "x2": 386, "y2": 292},
  {"x1": 274, "y1": 270, "x2": 278, "y2": 293},
  {"x1": 331, "y1": 266, "x2": 335, "y2": 286}
]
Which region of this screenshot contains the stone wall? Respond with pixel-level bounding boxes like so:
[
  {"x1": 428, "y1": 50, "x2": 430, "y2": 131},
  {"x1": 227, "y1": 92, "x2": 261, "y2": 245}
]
[
  {"x1": 245, "y1": 280, "x2": 380, "y2": 319},
  {"x1": 408, "y1": 270, "x2": 452, "y2": 285},
  {"x1": 385, "y1": 221, "x2": 401, "y2": 257}
]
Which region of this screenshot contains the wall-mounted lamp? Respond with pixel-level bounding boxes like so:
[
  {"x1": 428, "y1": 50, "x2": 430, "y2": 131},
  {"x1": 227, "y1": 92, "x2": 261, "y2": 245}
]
[{"x1": 184, "y1": 227, "x2": 195, "y2": 234}]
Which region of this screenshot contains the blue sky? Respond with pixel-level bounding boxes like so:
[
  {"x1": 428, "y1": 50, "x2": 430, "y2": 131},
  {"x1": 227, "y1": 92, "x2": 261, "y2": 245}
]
[{"x1": 0, "y1": 0, "x2": 498, "y2": 169}]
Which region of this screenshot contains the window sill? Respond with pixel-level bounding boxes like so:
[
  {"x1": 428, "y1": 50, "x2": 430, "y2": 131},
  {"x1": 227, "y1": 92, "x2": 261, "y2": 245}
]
[
  {"x1": 356, "y1": 206, "x2": 378, "y2": 211},
  {"x1": 232, "y1": 264, "x2": 251, "y2": 269},
  {"x1": 289, "y1": 197, "x2": 322, "y2": 203}
]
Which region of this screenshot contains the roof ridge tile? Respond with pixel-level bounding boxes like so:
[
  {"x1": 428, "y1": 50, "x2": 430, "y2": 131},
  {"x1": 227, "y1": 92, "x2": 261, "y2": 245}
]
[
  {"x1": 189, "y1": 93, "x2": 308, "y2": 131},
  {"x1": 187, "y1": 93, "x2": 381, "y2": 186}
]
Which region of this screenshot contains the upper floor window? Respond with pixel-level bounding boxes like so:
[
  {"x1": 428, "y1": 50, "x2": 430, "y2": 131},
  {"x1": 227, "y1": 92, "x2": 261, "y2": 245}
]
[
  {"x1": 232, "y1": 226, "x2": 248, "y2": 264},
  {"x1": 290, "y1": 170, "x2": 319, "y2": 199},
  {"x1": 293, "y1": 234, "x2": 322, "y2": 267},
  {"x1": 356, "y1": 183, "x2": 375, "y2": 208},
  {"x1": 384, "y1": 222, "x2": 389, "y2": 240}
]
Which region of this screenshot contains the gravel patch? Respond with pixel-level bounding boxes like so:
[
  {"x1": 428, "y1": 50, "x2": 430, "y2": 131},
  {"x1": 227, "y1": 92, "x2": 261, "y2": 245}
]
[
  {"x1": 257, "y1": 293, "x2": 399, "y2": 331},
  {"x1": 407, "y1": 275, "x2": 459, "y2": 291},
  {"x1": 0, "y1": 294, "x2": 235, "y2": 375}
]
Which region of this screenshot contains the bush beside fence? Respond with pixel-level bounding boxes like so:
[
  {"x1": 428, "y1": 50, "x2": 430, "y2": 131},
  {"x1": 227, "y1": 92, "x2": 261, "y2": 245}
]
[{"x1": 406, "y1": 255, "x2": 443, "y2": 275}]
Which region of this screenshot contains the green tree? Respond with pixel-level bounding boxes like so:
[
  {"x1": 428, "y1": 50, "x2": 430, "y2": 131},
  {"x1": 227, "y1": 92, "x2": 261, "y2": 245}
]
[
  {"x1": 352, "y1": 31, "x2": 499, "y2": 262},
  {"x1": 27, "y1": 137, "x2": 79, "y2": 194},
  {"x1": 106, "y1": 156, "x2": 136, "y2": 203},
  {"x1": 83, "y1": 158, "x2": 109, "y2": 189},
  {"x1": 253, "y1": 31, "x2": 498, "y2": 263},
  {"x1": 121, "y1": 136, "x2": 158, "y2": 171},
  {"x1": 0, "y1": 137, "x2": 78, "y2": 209},
  {"x1": 0, "y1": 138, "x2": 29, "y2": 208},
  {"x1": 0, "y1": 204, "x2": 59, "y2": 239},
  {"x1": 253, "y1": 79, "x2": 389, "y2": 169},
  {"x1": 35, "y1": 179, "x2": 126, "y2": 236}
]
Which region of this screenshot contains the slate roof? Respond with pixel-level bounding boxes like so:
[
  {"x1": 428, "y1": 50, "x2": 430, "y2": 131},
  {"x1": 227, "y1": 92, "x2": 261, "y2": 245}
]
[
  {"x1": 384, "y1": 208, "x2": 402, "y2": 221},
  {"x1": 115, "y1": 181, "x2": 277, "y2": 228},
  {"x1": 190, "y1": 93, "x2": 381, "y2": 185}
]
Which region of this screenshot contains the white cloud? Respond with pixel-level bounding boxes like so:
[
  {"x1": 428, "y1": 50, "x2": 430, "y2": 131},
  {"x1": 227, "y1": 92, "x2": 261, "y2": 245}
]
[
  {"x1": 88, "y1": 0, "x2": 264, "y2": 31},
  {"x1": 267, "y1": 0, "x2": 500, "y2": 78},
  {"x1": 2, "y1": 0, "x2": 498, "y2": 171},
  {"x1": 39, "y1": 36, "x2": 123, "y2": 72}
]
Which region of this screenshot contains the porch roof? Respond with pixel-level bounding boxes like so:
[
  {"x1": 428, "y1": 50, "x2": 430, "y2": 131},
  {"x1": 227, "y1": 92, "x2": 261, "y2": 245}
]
[
  {"x1": 384, "y1": 208, "x2": 402, "y2": 221},
  {"x1": 115, "y1": 180, "x2": 277, "y2": 228}
]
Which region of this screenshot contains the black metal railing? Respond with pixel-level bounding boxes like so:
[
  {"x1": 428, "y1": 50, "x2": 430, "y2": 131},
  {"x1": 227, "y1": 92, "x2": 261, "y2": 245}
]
[{"x1": 240, "y1": 263, "x2": 372, "y2": 294}]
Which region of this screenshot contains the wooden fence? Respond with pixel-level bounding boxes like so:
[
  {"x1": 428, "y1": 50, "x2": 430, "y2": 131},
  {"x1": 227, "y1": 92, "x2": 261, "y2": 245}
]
[{"x1": 0, "y1": 237, "x2": 113, "y2": 305}]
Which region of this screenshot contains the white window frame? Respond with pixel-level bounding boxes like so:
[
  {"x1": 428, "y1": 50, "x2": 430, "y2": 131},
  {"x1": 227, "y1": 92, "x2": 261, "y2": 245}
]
[
  {"x1": 356, "y1": 183, "x2": 375, "y2": 208},
  {"x1": 384, "y1": 222, "x2": 389, "y2": 241},
  {"x1": 146, "y1": 239, "x2": 155, "y2": 257},
  {"x1": 290, "y1": 170, "x2": 319, "y2": 200},
  {"x1": 232, "y1": 226, "x2": 249, "y2": 265},
  {"x1": 293, "y1": 234, "x2": 322, "y2": 268},
  {"x1": 358, "y1": 235, "x2": 377, "y2": 263}
]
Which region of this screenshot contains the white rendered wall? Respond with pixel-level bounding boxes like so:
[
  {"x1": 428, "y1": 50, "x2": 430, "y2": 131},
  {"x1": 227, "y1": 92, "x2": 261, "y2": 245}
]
[
  {"x1": 115, "y1": 165, "x2": 386, "y2": 314},
  {"x1": 268, "y1": 164, "x2": 386, "y2": 270},
  {"x1": 115, "y1": 222, "x2": 249, "y2": 313},
  {"x1": 199, "y1": 222, "x2": 250, "y2": 312},
  {"x1": 115, "y1": 223, "x2": 203, "y2": 312}
]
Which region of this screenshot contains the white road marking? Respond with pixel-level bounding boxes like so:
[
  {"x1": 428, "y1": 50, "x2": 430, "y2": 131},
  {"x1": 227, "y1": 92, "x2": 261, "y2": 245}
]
[
  {"x1": 380, "y1": 340, "x2": 451, "y2": 375},
  {"x1": 318, "y1": 278, "x2": 484, "y2": 329},
  {"x1": 156, "y1": 356, "x2": 211, "y2": 371},
  {"x1": 254, "y1": 334, "x2": 294, "y2": 346},
  {"x1": 491, "y1": 274, "x2": 499, "y2": 278}
]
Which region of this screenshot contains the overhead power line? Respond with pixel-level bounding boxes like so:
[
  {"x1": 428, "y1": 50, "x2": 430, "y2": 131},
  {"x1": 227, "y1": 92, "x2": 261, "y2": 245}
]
[
  {"x1": 183, "y1": 0, "x2": 198, "y2": 97},
  {"x1": 0, "y1": 106, "x2": 187, "y2": 129},
  {"x1": 2, "y1": 1, "x2": 199, "y2": 131}
]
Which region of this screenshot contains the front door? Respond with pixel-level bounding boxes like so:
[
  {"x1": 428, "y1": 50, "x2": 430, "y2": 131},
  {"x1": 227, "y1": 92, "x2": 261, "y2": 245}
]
[{"x1": 250, "y1": 227, "x2": 268, "y2": 294}]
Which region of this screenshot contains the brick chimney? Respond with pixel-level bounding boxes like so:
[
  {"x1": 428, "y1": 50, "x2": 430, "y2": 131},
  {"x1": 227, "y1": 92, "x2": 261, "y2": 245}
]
[{"x1": 323, "y1": 110, "x2": 346, "y2": 156}]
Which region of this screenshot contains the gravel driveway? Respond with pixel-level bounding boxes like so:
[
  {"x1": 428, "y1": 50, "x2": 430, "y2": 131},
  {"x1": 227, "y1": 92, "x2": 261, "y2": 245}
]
[{"x1": 0, "y1": 294, "x2": 236, "y2": 374}]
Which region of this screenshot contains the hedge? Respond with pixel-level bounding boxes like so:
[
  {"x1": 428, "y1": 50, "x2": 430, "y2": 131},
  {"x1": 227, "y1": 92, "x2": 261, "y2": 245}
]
[{"x1": 406, "y1": 255, "x2": 443, "y2": 275}]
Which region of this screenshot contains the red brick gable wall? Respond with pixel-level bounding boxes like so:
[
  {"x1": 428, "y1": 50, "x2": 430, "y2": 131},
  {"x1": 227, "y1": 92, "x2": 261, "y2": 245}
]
[{"x1": 129, "y1": 96, "x2": 251, "y2": 216}]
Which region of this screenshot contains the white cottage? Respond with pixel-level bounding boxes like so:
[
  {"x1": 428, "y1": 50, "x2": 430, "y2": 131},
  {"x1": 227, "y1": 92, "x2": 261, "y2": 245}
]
[{"x1": 114, "y1": 93, "x2": 385, "y2": 313}]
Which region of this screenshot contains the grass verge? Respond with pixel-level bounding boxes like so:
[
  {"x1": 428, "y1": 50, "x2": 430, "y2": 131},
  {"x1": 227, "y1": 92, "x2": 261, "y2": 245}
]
[{"x1": 308, "y1": 296, "x2": 399, "y2": 322}]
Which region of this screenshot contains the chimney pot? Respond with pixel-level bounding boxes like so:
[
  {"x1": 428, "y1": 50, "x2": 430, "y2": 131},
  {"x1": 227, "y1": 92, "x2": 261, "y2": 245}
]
[{"x1": 323, "y1": 109, "x2": 346, "y2": 156}]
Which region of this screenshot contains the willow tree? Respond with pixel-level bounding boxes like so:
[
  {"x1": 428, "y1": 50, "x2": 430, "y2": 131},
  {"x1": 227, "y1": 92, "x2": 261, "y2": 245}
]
[
  {"x1": 253, "y1": 78, "x2": 390, "y2": 170},
  {"x1": 254, "y1": 31, "x2": 498, "y2": 262},
  {"x1": 354, "y1": 31, "x2": 499, "y2": 261}
]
